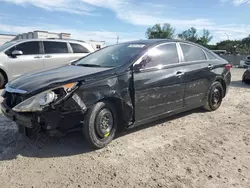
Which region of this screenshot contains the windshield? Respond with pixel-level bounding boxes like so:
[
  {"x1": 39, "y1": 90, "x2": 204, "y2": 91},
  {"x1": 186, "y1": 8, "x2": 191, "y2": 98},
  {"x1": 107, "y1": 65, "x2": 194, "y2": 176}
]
[
  {"x1": 0, "y1": 41, "x2": 18, "y2": 52},
  {"x1": 74, "y1": 43, "x2": 146, "y2": 68}
]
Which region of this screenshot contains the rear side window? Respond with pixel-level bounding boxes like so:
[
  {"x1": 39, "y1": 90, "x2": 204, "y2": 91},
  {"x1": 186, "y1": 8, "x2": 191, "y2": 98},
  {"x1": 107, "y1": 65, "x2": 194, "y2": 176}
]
[
  {"x1": 6, "y1": 41, "x2": 40, "y2": 55},
  {"x1": 43, "y1": 42, "x2": 68, "y2": 54},
  {"x1": 180, "y1": 43, "x2": 206, "y2": 62},
  {"x1": 205, "y1": 51, "x2": 217, "y2": 60},
  {"x1": 144, "y1": 43, "x2": 179, "y2": 68},
  {"x1": 70, "y1": 43, "x2": 89, "y2": 53}
]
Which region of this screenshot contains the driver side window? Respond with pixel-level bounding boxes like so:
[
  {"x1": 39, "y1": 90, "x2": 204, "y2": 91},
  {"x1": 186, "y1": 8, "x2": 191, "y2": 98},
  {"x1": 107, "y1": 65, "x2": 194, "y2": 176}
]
[
  {"x1": 142, "y1": 43, "x2": 179, "y2": 69},
  {"x1": 6, "y1": 41, "x2": 40, "y2": 56}
]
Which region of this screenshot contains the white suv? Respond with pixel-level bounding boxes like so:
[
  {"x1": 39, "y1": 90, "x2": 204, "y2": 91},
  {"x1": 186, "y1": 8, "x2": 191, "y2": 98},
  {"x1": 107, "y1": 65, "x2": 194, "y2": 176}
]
[{"x1": 0, "y1": 39, "x2": 95, "y2": 88}]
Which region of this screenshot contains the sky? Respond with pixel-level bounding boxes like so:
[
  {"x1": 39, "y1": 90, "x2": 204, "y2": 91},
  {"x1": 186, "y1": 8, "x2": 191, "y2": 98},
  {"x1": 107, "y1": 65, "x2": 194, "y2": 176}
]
[{"x1": 0, "y1": 0, "x2": 250, "y2": 44}]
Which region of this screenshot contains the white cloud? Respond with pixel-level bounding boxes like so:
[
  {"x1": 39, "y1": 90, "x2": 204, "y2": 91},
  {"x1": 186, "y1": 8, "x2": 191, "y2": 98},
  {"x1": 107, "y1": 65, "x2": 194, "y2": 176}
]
[
  {"x1": 220, "y1": 0, "x2": 250, "y2": 5},
  {"x1": 1, "y1": 21, "x2": 249, "y2": 45},
  {"x1": 233, "y1": 0, "x2": 250, "y2": 5},
  {"x1": 1, "y1": 0, "x2": 250, "y2": 44},
  {"x1": 0, "y1": 22, "x2": 139, "y2": 44},
  {"x1": 0, "y1": 0, "x2": 216, "y2": 28},
  {"x1": 206, "y1": 24, "x2": 250, "y2": 43},
  {"x1": 0, "y1": 0, "x2": 94, "y2": 15}
]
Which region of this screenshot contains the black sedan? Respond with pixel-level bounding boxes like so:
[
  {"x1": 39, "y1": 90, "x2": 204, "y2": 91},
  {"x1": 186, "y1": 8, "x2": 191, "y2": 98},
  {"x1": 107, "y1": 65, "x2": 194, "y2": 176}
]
[{"x1": 1, "y1": 39, "x2": 232, "y2": 149}]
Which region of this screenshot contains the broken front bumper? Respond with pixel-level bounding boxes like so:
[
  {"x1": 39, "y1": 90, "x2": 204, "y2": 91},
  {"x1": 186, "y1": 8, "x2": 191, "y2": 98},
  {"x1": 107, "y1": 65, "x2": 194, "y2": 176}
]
[
  {"x1": 1, "y1": 93, "x2": 87, "y2": 133},
  {"x1": 1, "y1": 100, "x2": 34, "y2": 128}
]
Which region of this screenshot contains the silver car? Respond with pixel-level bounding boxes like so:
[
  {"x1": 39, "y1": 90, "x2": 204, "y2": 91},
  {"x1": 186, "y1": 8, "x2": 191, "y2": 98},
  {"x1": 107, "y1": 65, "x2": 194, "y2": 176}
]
[{"x1": 0, "y1": 39, "x2": 95, "y2": 88}]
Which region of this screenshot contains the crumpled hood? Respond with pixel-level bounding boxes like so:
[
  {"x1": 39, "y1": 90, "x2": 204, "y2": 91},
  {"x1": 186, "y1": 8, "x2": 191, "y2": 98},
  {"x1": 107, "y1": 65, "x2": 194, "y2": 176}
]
[{"x1": 8, "y1": 65, "x2": 115, "y2": 95}]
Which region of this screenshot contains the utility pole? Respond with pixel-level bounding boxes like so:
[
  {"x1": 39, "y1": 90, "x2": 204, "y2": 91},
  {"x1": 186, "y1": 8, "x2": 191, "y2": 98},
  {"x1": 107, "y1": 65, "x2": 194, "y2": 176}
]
[
  {"x1": 116, "y1": 36, "x2": 119, "y2": 44},
  {"x1": 225, "y1": 33, "x2": 229, "y2": 40}
]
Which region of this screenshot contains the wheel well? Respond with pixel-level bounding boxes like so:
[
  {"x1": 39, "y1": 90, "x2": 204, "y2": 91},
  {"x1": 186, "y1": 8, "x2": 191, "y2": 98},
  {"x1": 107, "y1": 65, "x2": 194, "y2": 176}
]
[
  {"x1": 100, "y1": 97, "x2": 132, "y2": 129},
  {"x1": 0, "y1": 69, "x2": 8, "y2": 84},
  {"x1": 215, "y1": 78, "x2": 226, "y2": 97}
]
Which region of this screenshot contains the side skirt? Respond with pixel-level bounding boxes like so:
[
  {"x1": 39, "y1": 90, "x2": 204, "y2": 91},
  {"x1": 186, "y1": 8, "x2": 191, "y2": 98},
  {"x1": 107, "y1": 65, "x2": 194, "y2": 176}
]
[{"x1": 127, "y1": 104, "x2": 203, "y2": 130}]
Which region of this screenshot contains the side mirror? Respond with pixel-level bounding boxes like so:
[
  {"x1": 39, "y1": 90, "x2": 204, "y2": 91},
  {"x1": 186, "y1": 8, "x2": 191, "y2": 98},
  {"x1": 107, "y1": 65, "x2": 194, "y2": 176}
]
[
  {"x1": 12, "y1": 50, "x2": 23, "y2": 57},
  {"x1": 133, "y1": 64, "x2": 141, "y2": 73},
  {"x1": 133, "y1": 55, "x2": 151, "y2": 73}
]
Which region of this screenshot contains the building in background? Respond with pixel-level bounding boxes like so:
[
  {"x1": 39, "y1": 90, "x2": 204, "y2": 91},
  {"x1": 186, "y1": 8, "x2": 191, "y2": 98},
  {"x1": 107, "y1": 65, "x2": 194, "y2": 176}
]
[
  {"x1": 87, "y1": 40, "x2": 105, "y2": 50},
  {"x1": 0, "y1": 30, "x2": 105, "y2": 50},
  {"x1": 13, "y1": 30, "x2": 71, "y2": 40},
  {"x1": 0, "y1": 33, "x2": 16, "y2": 45}
]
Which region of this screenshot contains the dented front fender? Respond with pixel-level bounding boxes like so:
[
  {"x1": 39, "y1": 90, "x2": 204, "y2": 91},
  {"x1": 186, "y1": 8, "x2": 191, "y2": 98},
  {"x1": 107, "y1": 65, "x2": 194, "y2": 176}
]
[{"x1": 75, "y1": 70, "x2": 134, "y2": 122}]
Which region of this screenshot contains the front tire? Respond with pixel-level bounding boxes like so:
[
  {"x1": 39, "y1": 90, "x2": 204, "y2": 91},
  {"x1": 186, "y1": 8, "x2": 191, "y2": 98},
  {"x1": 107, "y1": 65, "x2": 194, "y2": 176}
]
[
  {"x1": 83, "y1": 101, "x2": 117, "y2": 149},
  {"x1": 203, "y1": 81, "x2": 224, "y2": 111}
]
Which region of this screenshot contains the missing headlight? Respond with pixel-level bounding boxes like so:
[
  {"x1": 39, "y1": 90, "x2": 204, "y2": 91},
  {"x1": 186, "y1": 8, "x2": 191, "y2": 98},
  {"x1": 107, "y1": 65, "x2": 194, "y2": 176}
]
[{"x1": 12, "y1": 83, "x2": 79, "y2": 112}]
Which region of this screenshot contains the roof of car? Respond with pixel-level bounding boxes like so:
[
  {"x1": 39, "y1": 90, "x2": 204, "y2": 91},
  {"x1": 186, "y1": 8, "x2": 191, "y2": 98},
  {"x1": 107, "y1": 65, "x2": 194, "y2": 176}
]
[
  {"x1": 125, "y1": 39, "x2": 178, "y2": 44},
  {"x1": 9, "y1": 38, "x2": 87, "y2": 44},
  {"x1": 122, "y1": 39, "x2": 199, "y2": 47}
]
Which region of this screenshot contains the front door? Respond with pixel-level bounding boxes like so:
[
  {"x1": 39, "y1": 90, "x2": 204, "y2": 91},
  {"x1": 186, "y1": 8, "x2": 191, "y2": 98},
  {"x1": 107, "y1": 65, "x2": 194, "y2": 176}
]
[
  {"x1": 5, "y1": 41, "x2": 44, "y2": 80},
  {"x1": 133, "y1": 43, "x2": 185, "y2": 121}
]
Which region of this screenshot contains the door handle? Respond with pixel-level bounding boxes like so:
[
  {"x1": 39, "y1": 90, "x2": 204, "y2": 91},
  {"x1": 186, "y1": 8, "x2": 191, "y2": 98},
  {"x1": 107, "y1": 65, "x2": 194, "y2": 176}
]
[
  {"x1": 34, "y1": 56, "x2": 42, "y2": 59},
  {"x1": 44, "y1": 55, "x2": 52, "y2": 58},
  {"x1": 175, "y1": 71, "x2": 184, "y2": 77},
  {"x1": 208, "y1": 64, "x2": 214, "y2": 69}
]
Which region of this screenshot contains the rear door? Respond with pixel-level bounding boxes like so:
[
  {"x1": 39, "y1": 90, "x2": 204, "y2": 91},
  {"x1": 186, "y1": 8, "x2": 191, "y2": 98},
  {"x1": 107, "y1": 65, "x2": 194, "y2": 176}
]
[
  {"x1": 5, "y1": 41, "x2": 43, "y2": 79},
  {"x1": 178, "y1": 43, "x2": 216, "y2": 108},
  {"x1": 133, "y1": 43, "x2": 185, "y2": 121},
  {"x1": 42, "y1": 41, "x2": 70, "y2": 68}
]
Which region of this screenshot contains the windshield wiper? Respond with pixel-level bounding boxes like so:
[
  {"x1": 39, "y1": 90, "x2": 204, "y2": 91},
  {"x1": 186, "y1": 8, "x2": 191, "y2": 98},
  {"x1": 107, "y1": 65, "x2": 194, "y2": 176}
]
[{"x1": 75, "y1": 64, "x2": 101, "y2": 67}]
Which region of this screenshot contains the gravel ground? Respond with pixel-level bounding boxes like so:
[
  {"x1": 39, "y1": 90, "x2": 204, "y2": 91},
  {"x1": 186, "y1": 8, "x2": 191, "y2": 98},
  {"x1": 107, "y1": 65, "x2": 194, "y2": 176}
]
[{"x1": 0, "y1": 68, "x2": 250, "y2": 188}]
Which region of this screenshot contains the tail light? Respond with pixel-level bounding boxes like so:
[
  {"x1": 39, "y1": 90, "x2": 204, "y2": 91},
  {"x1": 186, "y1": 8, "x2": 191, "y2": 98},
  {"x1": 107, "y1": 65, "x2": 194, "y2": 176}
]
[{"x1": 225, "y1": 64, "x2": 232, "y2": 71}]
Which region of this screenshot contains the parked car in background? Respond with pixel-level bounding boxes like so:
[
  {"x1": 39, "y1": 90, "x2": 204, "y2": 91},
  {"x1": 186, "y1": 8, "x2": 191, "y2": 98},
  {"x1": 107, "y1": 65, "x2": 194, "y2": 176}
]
[
  {"x1": 242, "y1": 66, "x2": 250, "y2": 84},
  {"x1": 1, "y1": 39, "x2": 231, "y2": 149},
  {"x1": 240, "y1": 55, "x2": 250, "y2": 68},
  {"x1": 0, "y1": 39, "x2": 95, "y2": 88}
]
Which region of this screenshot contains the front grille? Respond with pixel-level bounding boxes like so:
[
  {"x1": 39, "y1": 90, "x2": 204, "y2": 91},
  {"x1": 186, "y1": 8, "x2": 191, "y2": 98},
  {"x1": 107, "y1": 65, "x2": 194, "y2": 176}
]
[{"x1": 5, "y1": 92, "x2": 25, "y2": 108}]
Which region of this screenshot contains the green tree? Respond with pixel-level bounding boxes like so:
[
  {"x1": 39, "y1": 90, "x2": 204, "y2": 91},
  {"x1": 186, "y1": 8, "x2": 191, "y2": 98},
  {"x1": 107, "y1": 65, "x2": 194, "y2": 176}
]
[
  {"x1": 178, "y1": 28, "x2": 213, "y2": 47},
  {"x1": 197, "y1": 29, "x2": 213, "y2": 46},
  {"x1": 178, "y1": 27, "x2": 198, "y2": 42},
  {"x1": 146, "y1": 23, "x2": 175, "y2": 39},
  {"x1": 215, "y1": 40, "x2": 248, "y2": 54},
  {"x1": 242, "y1": 35, "x2": 250, "y2": 53}
]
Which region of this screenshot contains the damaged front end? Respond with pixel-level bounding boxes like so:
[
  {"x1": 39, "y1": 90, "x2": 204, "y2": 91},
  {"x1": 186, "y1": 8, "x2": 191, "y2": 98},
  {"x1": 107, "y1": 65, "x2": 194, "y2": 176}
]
[{"x1": 1, "y1": 82, "x2": 87, "y2": 137}]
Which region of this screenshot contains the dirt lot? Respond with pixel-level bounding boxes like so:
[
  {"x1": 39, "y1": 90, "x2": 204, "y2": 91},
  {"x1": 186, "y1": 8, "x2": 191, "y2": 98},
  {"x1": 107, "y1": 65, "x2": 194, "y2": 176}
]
[{"x1": 0, "y1": 68, "x2": 250, "y2": 188}]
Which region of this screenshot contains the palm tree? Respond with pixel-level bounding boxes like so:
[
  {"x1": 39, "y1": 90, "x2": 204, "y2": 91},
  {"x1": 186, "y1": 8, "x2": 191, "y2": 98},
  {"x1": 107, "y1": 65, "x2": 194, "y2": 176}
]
[{"x1": 146, "y1": 23, "x2": 175, "y2": 39}]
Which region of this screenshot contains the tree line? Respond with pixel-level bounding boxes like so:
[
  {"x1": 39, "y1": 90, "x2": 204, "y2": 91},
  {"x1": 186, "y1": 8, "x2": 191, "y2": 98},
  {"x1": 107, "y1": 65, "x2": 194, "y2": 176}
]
[{"x1": 146, "y1": 23, "x2": 250, "y2": 55}]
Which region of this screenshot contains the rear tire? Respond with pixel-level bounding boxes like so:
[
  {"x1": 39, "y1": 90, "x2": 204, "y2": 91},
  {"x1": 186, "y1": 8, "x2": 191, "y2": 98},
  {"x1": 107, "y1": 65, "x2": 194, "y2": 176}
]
[
  {"x1": 0, "y1": 72, "x2": 6, "y2": 89},
  {"x1": 203, "y1": 81, "x2": 224, "y2": 111},
  {"x1": 83, "y1": 101, "x2": 117, "y2": 149},
  {"x1": 242, "y1": 70, "x2": 249, "y2": 84}
]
